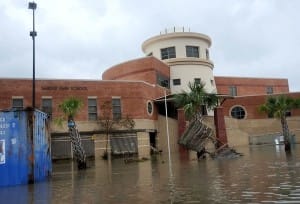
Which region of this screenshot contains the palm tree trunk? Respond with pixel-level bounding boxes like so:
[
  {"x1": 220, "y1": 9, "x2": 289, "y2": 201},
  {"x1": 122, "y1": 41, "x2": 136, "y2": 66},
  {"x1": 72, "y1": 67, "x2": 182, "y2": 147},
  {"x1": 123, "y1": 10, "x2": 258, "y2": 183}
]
[
  {"x1": 68, "y1": 120, "x2": 87, "y2": 169},
  {"x1": 281, "y1": 116, "x2": 291, "y2": 152}
]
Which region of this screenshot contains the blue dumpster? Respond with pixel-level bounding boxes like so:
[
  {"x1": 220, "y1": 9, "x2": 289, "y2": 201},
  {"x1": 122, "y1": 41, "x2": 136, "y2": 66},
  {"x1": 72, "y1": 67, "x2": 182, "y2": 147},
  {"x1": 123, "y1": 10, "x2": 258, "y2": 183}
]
[{"x1": 0, "y1": 109, "x2": 52, "y2": 186}]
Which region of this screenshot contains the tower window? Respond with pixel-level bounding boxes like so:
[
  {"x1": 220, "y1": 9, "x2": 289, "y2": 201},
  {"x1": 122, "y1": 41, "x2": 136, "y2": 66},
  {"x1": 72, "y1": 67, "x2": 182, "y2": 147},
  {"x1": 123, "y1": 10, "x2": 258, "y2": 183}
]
[
  {"x1": 186, "y1": 46, "x2": 199, "y2": 58},
  {"x1": 161, "y1": 47, "x2": 176, "y2": 60},
  {"x1": 173, "y1": 79, "x2": 181, "y2": 86},
  {"x1": 206, "y1": 48, "x2": 210, "y2": 60}
]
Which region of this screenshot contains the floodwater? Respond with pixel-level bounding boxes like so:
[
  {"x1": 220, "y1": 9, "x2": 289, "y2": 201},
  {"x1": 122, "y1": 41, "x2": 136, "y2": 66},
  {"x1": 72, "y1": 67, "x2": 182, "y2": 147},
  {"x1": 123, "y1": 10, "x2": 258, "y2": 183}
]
[{"x1": 1, "y1": 145, "x2": 300, "y2": 204}]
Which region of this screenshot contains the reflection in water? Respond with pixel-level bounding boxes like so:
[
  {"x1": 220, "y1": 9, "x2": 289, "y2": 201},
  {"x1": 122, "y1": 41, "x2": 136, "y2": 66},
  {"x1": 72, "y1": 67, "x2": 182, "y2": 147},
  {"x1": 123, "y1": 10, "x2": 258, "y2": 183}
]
[{"x1": 1, "y1": 145, "x2": 300, "y2": 203}]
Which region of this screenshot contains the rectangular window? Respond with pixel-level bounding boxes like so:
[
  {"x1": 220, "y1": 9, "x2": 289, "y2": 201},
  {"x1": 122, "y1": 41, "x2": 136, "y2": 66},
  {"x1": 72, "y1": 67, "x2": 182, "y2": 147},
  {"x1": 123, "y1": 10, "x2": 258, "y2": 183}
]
[
  {"x1": 229, "y1": 86, "x2": 237, "y2": 96},
  {"x1": 161, "y1": 47, "x2": 176, "y2": 60},
  {"x1": 112, "y1": 98, "x2": 121, "y2": 120},
  {"x1": 173, "y1": 79, "x2": 181, "y2": 86},
  {"x1": 266, "y1": 86, "x2": 273, "y2": 94},
  {"x1": 157, "y1": 73, "x2": 169, "y2": 88},
  {"x1": 12, "y1": 98, "x2": 23, "y2": 110},
  {"x1": 194, "y1": 78, "x2": 201, "y2": 85},
  {"x1": 42, "y1": 98, "x2": 52, "y2": 119},
  {"x1": 206, "y1": 48, "x2": 210, "y2": 60},
  {"x1": 186, "y1": 46, "x2": 199, "y2": 58},
  {"x1": 88, "y1": 98, "x2": 97, "y2": 121}
]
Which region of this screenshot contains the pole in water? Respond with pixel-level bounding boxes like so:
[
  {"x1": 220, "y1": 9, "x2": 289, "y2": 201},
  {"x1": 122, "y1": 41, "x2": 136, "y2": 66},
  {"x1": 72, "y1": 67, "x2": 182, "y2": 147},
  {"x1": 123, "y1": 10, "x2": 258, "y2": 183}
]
[{"x1": 164, "y1": 89, "x2": 173, "y2": 177}]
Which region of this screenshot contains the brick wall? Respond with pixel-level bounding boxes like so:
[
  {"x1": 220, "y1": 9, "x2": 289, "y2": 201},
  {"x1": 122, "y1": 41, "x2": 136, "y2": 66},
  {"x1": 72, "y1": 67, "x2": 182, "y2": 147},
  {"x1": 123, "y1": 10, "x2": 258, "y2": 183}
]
[
  {"x1": 0, "y1": 78, "x2": 166, "y2": 121},
  {"x1": 221, "y1": 92, "x2": 300, "y2": 119},
  {"x1": 215, "y1": 76, "x2": 289, "y2": 96},
  {"x1": 102, "y1": 56, "x2": 170, "y2": 84}
]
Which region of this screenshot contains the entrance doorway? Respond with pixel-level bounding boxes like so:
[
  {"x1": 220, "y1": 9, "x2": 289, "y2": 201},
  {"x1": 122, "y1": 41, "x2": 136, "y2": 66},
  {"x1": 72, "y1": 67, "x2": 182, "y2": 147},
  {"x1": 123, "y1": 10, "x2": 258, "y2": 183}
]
[{"x1": 149, "y1": 132, "x2": 157, "y2": 154}]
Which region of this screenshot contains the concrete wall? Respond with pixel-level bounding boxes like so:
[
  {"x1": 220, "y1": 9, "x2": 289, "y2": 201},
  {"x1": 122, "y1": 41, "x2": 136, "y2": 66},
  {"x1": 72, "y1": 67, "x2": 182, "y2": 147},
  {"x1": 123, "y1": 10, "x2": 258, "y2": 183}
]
[
  {"x1": 225, "y1": 116, "x2": 300, "y2": 147},
  {"x1": 156, "y1": 115, "x2": 179, "y2": 153},
  {"x1": 169, "y1": 62, "x2": 216, "y2": 94},
  {"x1": 52, "y1": 118, "x2": 159, "y2": 159},
  {"x1": 142, "y1": 32, "x2": 212, "y2": 59}
]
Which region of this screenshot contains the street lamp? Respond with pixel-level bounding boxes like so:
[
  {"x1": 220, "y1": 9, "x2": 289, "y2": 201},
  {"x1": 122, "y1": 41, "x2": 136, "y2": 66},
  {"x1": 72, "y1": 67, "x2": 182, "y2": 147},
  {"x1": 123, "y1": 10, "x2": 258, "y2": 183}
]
[{"x1": 28, "y1": 2, "x2": 37, "y2": 108}]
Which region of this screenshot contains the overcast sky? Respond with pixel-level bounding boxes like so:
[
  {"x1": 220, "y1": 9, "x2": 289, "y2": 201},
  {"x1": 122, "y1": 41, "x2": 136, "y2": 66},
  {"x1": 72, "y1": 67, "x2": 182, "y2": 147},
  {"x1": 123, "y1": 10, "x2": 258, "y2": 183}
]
[{"x1": 1, "y1": 0, "x2": 300, "y2": 91}]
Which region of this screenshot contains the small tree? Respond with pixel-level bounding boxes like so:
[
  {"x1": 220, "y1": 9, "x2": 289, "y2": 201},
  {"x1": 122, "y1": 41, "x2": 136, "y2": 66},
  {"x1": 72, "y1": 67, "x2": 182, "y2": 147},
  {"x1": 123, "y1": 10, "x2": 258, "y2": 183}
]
[
  {"x1": 98, "y1": 100, "x2": 135, "y2": 159},
  {"x1": 57, "y1": 97, "x2": 87, "y2": 169},
  {"x1": 259, "y1": 95, "x2": 300, "y2": 152}
]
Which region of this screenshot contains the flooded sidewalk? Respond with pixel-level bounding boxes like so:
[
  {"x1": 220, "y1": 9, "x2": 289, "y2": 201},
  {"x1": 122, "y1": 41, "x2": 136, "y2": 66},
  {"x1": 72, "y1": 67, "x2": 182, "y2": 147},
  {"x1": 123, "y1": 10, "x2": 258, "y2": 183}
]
[{"x1": 1, "y1": 145, "x2": 300, "y2": 203}]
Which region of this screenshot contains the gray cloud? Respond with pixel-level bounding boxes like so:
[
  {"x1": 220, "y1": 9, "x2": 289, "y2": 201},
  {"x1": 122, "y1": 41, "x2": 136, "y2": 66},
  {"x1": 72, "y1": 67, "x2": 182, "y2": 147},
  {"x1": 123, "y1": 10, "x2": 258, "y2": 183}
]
[{"x1": 0, "y1": 0, "x2": 299, "y2": 91}]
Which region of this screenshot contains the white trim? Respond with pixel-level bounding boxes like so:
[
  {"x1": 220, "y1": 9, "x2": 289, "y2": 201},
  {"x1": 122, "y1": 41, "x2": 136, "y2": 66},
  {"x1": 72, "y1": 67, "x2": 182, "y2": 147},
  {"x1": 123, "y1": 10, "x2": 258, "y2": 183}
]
[
  {"x1": 88, "y1": 96, "x2": 97, "y2": 99},
  {"x1": 12, "y1": 96, "x2": 23, "y2": 99},
  {"x1": 42, "y1": 96, "x2": 52, "y2": 99},
  {"x1": 112, "y1": 96, "x2": 121, "y2": 99}
]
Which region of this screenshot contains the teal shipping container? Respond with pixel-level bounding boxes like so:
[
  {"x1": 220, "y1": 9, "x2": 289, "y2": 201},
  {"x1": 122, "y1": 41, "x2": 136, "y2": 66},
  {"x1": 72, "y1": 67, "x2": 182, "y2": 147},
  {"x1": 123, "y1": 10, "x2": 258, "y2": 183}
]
[{"x1": 0, "y1": 109, "x2": 52, "y2": 186}]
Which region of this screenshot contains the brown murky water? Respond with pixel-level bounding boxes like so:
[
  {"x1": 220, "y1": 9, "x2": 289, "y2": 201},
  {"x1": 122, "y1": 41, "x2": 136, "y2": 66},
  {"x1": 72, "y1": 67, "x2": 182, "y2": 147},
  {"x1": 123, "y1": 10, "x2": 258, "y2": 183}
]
[{"x1": 1, "y1": 145, "x2": 300, "y2": 204}]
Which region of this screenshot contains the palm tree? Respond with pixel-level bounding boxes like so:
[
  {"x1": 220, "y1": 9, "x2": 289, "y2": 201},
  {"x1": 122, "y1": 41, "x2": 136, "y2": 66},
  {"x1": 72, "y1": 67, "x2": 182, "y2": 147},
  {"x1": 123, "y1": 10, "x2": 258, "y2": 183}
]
[
  {"x1": 174, "y1": 81, "x2": 219, "y2": 153},
  {"x1": 174, "y1": 81, "x2": 219, "y2": 120},
  {"x1": 58, "y1": 97, "x2": 87, "y2": 169},
  {"x1": 259, "y1": 95, "x2": 300, "y2": 152}
]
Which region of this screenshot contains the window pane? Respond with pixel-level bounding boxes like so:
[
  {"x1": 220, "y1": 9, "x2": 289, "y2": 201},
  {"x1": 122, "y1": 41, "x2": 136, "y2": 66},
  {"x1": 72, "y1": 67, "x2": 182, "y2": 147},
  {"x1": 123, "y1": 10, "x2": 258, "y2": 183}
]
[
  {"x1": 231, "y1": 106, "x2": 246, "y2": 119},
  {"x1": 206, "y1": 48, "x2": 210, "y2": 60},
  {"x1": 229, "y1": 86, "x2": 237, "y2": 96},
  {"x1": 88, "y1": 113, "x2": 97, "y2": 121},
  {"x1": 157, "y1": 73, "x2": 169, "y2": 88},
  {"x1": 266, "y1": 86, "x2": 273, "y2": 94},
  {"x1": 112, "y1": 98, "x2": 121, "y2": 120},
  {"x1": 186, "y1": 46, "x2": 199, "y2": 58},
  {"x1": 88, "y1": 99, "x2": 97, "y2": 121},
  {"x1": 194, "y1": 78, "x2": 201, "y2": 84},
  {"x1": 173, "y1": 79, "x2": 181, "y2": 85},
  {"x1": 88, "y1": 106, "x2": 97, "y2": 113},
  {"x1": 112, "y1": 99, "x2": 120, "y2": 106},
  {"x1": 12, "y1": 99, "x2": 23, "y2": 110},
  {"x1": 161, "y1": 47, "x2": 176, "y2": 60},
  {"x1": 88, "y1": 99, "x2": 97, "y2": 106},
  {"x1": 42, "y1": 99, "x2": 52, "y2": 118}
]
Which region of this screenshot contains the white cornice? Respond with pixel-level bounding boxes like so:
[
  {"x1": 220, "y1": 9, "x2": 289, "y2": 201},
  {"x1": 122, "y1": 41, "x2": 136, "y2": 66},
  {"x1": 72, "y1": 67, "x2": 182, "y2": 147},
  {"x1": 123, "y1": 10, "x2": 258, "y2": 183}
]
[
  {"x1": 142, "y1": 32, "x2": 212, "y2": 52},
  {"x1": 164, "y1": 58, "x2": 214, "y2": 69}
]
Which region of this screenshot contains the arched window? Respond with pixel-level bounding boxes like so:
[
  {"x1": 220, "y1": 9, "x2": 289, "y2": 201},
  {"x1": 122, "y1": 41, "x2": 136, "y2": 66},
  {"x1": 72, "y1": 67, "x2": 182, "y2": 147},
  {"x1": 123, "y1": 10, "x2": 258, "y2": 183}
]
[{"x1": 230, "y1": 106, "x2": 246, "y2": 119}]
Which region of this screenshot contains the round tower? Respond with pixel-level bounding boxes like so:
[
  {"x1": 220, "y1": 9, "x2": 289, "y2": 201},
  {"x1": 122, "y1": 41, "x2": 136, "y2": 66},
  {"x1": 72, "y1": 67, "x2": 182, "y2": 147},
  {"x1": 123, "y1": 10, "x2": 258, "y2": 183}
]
[{"x1": 142, "y1": 27, "x2": 216, "y2": 94}]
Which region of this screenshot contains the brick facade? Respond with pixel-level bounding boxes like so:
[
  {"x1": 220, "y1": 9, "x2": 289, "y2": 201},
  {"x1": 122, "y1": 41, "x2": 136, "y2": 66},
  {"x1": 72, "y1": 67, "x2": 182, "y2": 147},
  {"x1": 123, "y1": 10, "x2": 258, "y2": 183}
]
[
  {"x1": 102, "y1": 56, "x2": 170, "y2": 85},
  {"x1": 0, "y1": 78, "x2": 165, "y2": 121},
  {"x1": 1, "y1": 56, "x2": 299, "y2": 159},
  {"x1": 221, "y1": 92, "x2": 300, "y2": 119},
  {"x1": 215, "y1": 76, "x2": 289, "y2": 96}
]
